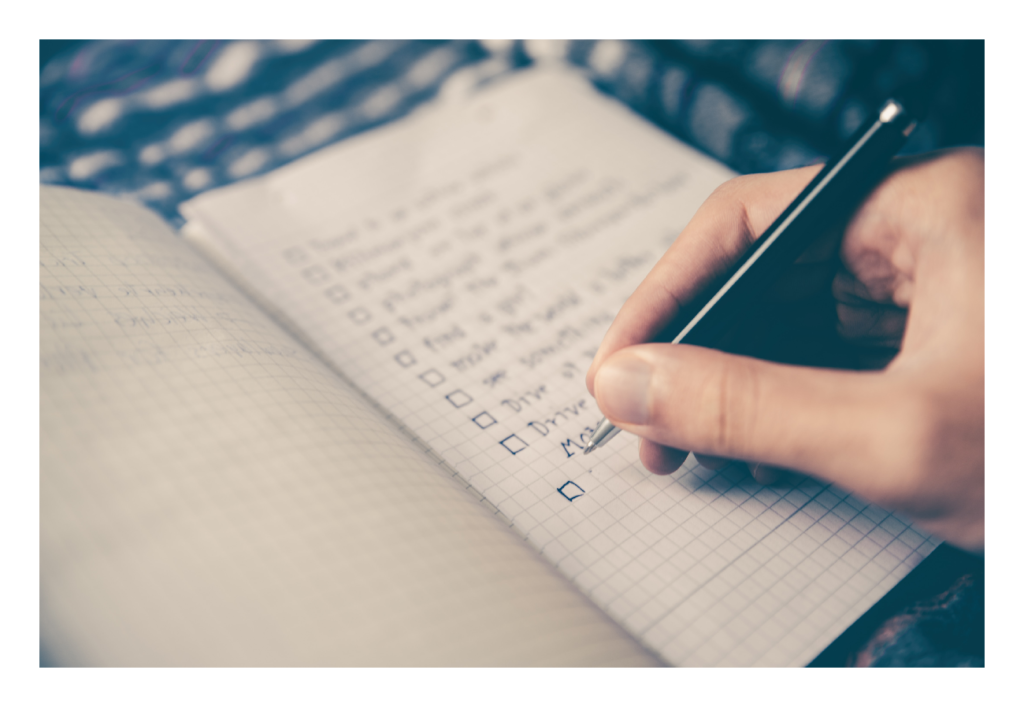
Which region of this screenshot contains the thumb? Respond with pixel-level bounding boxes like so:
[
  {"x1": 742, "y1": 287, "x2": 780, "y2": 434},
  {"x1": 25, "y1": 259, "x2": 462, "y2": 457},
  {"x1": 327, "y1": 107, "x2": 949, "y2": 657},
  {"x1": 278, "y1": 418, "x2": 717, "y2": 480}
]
[{"x1": 593, "y1": 344, "x2": 906, "y2": 498}]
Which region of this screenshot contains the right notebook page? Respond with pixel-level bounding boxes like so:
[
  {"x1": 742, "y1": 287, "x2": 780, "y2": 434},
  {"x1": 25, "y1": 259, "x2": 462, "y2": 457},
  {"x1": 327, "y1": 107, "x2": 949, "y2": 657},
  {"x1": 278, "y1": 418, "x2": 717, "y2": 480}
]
[{"x1": 182, "y1": 66, "x2": 938, "y2": 667}]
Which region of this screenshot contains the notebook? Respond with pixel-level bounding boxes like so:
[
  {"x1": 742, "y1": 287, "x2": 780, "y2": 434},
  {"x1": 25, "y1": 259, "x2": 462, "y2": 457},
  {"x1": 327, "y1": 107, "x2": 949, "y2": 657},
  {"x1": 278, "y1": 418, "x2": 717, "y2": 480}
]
[{"x1": 40, "y1": 65, "x2": 937, "y2": 667}]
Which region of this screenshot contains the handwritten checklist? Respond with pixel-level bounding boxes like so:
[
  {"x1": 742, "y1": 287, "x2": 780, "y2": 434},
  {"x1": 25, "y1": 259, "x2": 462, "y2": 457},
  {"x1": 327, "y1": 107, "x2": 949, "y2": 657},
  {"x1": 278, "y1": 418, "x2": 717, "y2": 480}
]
[{"x1": 182, "y1": 67, "x2": 939, "y2": 666}]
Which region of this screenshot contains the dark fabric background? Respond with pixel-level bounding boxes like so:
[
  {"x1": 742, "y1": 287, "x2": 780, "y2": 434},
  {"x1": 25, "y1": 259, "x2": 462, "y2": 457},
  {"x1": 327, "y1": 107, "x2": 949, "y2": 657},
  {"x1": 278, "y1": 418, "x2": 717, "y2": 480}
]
[{"x1": 41, "y1": 40, "x2": 983, "y2": 224}]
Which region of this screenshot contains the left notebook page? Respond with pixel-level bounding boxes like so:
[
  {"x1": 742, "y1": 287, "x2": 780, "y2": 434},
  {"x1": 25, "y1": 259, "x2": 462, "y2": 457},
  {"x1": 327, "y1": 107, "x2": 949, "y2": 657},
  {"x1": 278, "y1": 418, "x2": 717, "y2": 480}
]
[{"x1": 39, "y1": 185, "x2": 659, "y2": 666}]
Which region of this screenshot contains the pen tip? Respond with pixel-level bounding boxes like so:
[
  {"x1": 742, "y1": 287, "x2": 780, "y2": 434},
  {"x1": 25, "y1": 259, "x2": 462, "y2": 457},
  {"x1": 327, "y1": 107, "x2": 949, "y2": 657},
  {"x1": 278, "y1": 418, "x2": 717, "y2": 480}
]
[{"x1": 582, "y1": 443, "x2": 594, "y2": 455}]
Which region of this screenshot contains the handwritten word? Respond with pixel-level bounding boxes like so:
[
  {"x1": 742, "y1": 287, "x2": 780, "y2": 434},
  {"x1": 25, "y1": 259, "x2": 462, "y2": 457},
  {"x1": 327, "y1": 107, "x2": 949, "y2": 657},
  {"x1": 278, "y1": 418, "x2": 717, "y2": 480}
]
[
  {"x1": 560, "y1": 361, "x2": 582, "y2": 379},
  {"x1": 396, "y1": 294, "x2": 454, "y2": 330},
  {"x1": 105, "y1": 253, "x2": 210, "y2": 273},
  {"x1": 356, "y1": 257, "x2": 412, "y2": 290},
  {"x1": 495, "y1": 285, "x2": 532, "y2": 317},
  {"x1": 331, "y1": 219, "x2": 439, "y2": 273},
  {"x1": 481, "y1": 369, "x2": 507, "y2": 388},
  {"x1": 532, "y1": 290, "x2": 580, "y2": 323},
  {"x1": 422, "y1": 323, "x2": 466, "y2": 352},
  {"x1": 494, "y1": 197, "x2": 537, "y2": 224},
  {"x1": 560, "y1": 427, "x2": 597, "y2": 458},
  {"x1": 518, "y1": 326, "x2": 582, "y2": 370},
  {"x1": 450, "y1": 339, "x2": 498, "y2": 372},
  {"x1": 524, "y1": 398, "x2": 590, "y2": 438},
  {"x1": 501, "y1": 247, "x2": 552, "y2": 275},
  {"x1": 114, "y1": 284, "x2": 234, "y2": 304},
  {"x1": 496, "y1": 222, "x2": 546, "y2": 252},
  {"x1": 41, "y1": 284, "x2": 97, "y2": 299},
  {"x1": 42, "y1": 253, "x2": 87, "y2": 268},
  {"x1": 502, "y1": 321, "x2": 534, "y2": 336},
  {"x1": 599, "y1": 253, "x2": 653, "y2": 283},
  {"x1": 544, "y1": 169, "x2": 588, "y2": 201},
  {"x1": 499, "y1": 384, "x2": 548, "y2": 413},
  {"x1": 379, "y1": 253, "x2": 480, "y2": 313},
  {"x1": 112, "y1": 307, "x2": 243, "y2": 330},
  {"x1": 193, "y1": 341, "x2": 302, "y2": 361}
]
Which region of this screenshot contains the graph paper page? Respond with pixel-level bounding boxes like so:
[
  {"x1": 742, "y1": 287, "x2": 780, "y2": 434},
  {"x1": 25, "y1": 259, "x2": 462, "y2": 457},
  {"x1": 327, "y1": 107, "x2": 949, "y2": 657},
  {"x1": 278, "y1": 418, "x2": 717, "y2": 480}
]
[
  {"x1": 40, "y1": 185, "x2": 658, "y2": 666},
  {"x1": 182, "y1": 66, "x2": 939, "y2": 666}
]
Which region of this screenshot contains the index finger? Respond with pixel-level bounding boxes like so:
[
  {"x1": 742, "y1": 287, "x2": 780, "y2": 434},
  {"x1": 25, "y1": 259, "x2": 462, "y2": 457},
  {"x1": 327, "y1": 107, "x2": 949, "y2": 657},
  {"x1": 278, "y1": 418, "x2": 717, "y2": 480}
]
[{"x1": 586, "y1": 164, "x2": 823, "y2": 396}]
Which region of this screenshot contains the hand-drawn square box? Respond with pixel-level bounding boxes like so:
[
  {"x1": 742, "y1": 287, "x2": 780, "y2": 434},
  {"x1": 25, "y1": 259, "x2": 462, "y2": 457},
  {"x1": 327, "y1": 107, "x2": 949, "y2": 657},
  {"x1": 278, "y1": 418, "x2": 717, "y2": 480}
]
[
  {"x1": 471, "y1": 411, "x2": 497, "y2": 429},
  {"x1": 557, "y1": 481, "x2": 585, "y2": 501},
  {"x1": 347, "y1": 307, "x2": 371, "y2": 324},
  {"x1": 418, "y1": 369, "x2": 445, "y2": 387},
  {"x1": 325, "y1": 285, "x2": 350, "y2": 304},
  {"x1": 445, "y1": 390, "x2": 473, "y2": 408},
  {"x1": 302, "y1": 265, "x2": 330, "y2": 284},
  {"x1": 500, "y1": 434, "x2": 528, "y2": 455},
  {"x1": 372, "y1": 327, "x2": 394, "y2": 345},
  {"x1": 394, "y1": 350, "x2": 416, "y2": 367}
]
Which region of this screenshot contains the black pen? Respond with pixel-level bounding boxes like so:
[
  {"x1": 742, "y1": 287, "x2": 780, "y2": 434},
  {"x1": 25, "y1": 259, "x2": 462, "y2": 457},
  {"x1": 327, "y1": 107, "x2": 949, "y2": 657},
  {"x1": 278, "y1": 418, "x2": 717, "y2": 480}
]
[{"x1": 583, "y1": 94, "x2": 922, "y2": 455}]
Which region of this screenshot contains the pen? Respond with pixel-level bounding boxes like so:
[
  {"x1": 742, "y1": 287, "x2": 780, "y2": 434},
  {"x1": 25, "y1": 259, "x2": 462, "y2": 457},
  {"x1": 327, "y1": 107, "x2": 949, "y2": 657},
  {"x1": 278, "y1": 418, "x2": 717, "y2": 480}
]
[{"x1": 584, "y1": 94, "x2": 922, "y2": 455}]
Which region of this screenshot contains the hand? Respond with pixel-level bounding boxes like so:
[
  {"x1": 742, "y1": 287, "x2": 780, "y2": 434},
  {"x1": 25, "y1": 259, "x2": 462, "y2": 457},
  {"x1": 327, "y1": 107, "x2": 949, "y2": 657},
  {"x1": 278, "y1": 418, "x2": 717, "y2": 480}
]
[{"x1": 586, "y1": 149, "x2": 984, "y2": 553}]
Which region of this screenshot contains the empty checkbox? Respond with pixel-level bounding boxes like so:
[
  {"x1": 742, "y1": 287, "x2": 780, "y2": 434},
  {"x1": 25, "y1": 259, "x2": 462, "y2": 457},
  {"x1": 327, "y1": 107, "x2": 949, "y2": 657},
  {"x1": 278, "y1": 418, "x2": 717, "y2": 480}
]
[
  {"x1": 394, "y1": 350, "x2": 416, "y2": 367},
  {"x1": 302, "y1": 265, "x2": 330, "y2": 284},
  {"x1": 557, "y1": 481, "x2": 585, "y2": 501},
  {"x1": 419, "y1": 369, "x2": 445, "y2": 387},
  {"x1": 446, "y1": 390, "x2": 473, "y2": 408},
  {"x1": 471, "y1": 411, "x2": 497, "y2": 429},
  {"x1": 325, "y1": 285, "x2": 350, "y2": 303},
  {"x1": 372, "y1": 327, "x2": 394, "y2": 345},
  {"x1": 500, "y1": 434, "x2": 528, "y2": 455},
  {"x1": 347, "y1": 308, "x2": 371, "y2": 324}
]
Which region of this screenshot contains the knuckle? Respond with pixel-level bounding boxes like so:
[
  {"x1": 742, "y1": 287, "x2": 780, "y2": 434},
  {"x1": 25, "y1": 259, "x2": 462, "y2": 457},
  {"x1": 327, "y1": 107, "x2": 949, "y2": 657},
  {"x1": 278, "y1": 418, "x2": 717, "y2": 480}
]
[
  {"x1": 705, "y1": 174, "x2": 758, "y2": 216},
  {"x1": 693, "y1": 357, "x2": 760, "y2": 458},
  {"x1": 708, "y1": 174, "x2": 748, "y2": 200}
]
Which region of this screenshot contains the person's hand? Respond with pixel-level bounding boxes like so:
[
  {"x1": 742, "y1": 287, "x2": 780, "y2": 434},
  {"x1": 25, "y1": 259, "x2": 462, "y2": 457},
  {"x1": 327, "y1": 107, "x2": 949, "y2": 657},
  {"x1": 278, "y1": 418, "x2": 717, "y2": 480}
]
[{"x1": 586, "y1": 149, "x2": 984, "y2": 553}]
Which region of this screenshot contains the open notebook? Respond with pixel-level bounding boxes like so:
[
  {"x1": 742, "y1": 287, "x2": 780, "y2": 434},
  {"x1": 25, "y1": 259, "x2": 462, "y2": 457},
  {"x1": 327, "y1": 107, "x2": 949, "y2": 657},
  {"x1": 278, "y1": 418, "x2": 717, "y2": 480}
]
[{"x1": 40, "y1": 66, "x2": 937, "y2": 667}]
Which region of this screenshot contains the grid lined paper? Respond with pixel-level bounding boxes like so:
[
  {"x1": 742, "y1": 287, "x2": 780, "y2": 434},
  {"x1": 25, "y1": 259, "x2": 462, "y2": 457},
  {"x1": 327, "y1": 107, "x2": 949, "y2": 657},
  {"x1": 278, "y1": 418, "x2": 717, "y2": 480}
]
[
  {"x1": 40, "y1": 185, "x2": 659, "y2": 667},
  {"x1": 182, "y1": 67, "x2": 939, "y2": 666}
]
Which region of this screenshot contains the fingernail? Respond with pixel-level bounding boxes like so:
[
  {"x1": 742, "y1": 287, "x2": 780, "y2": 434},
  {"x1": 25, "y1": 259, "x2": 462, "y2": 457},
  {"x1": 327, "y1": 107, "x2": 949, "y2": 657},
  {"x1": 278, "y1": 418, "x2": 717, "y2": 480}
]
[{"x1": 596, "y1": 354, "x2": 652, "y2": 424}]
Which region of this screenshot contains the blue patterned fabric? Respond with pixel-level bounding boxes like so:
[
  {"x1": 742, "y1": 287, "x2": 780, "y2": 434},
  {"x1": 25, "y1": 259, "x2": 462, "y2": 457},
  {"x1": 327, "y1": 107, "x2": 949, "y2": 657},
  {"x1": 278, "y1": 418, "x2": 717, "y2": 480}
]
[{"x1": 40, "y1": 40, "x2": 983, "y2": 226}]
